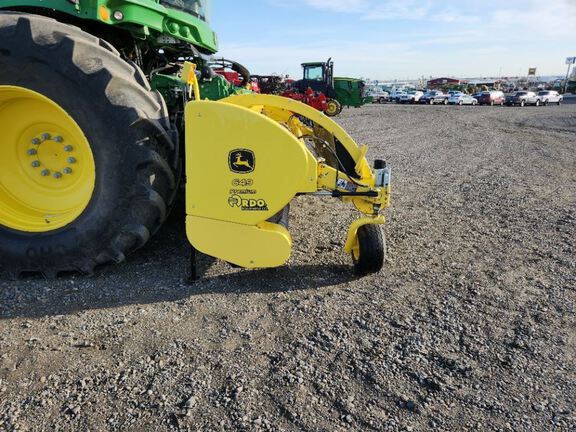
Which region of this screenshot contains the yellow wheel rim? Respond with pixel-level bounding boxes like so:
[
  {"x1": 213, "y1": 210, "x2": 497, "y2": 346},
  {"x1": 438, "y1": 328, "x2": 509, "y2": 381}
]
[
  {"x1": 0, "y1": 86, "x2": 95, "y2": 232},
  {"x1": 325, "y1": 101, "x2": 339, "y2": 116}
]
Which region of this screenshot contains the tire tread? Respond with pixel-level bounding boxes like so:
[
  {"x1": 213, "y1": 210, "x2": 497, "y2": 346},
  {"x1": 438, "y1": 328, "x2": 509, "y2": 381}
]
[
  {"x1": 0, "y1": 12, "x2": 179, "y2": 277},
  {"x1": 353, "y1": 225, "x2": 385, "y2": 276}
]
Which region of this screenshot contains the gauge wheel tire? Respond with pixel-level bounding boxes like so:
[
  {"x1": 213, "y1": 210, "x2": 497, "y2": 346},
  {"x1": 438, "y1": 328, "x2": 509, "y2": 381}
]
[
  {"x1": 352, "y1": 224, "x2": 386, "y2": 276},
  {"x1": 0, "y1": 12, "x2": 179, "y2": 278},
  {"x1": 325, "y1": 99, "x2": 342, "y2": 117}
]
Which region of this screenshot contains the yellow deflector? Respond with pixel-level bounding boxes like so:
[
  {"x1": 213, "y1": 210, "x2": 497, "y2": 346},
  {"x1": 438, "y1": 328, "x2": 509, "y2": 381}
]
[
  {"x1": 185, "y1": 100, "x2": 317, "y2": 268},
  {"x1": 185, "y1": 94, "x2": 391, "y2": 273}
]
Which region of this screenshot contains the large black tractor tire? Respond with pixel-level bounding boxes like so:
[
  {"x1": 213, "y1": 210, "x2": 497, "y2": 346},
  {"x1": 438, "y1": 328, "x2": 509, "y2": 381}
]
[
  {"x1": 0, "y1": 12, "x2": 179, "y2": 278},
  {"x1": 352, "y1": 225, "x2": 386, "y2": 276}
]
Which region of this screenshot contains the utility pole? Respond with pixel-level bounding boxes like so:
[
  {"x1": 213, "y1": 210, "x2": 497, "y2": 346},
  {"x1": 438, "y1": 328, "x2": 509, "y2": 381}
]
[{"x1": 563, "y1": 57, "x2": 575, "y2": 94}]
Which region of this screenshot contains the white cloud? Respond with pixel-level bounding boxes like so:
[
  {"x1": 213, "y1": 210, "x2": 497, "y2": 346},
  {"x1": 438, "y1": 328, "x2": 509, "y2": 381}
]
[
  {"x1": 301, "y1": 0, "x2": 368, "y2": 13},
  {"x1": 362, "y1": 0, "x2": 432, "y2": 21},
  {"x1": 276, "y1": 0, "x2": 480, "y2": 22},
  {"x1": 274, "y1": 0, "x2": 576, "y2": 30},
  {"x1": 220, "y1": 39, "x2": 416, "y2": 78},
  {"x1": 221, "y1": 0, "x2": 575, "y2": 79},
  {"x1": 490, "y1": 0, "x2": 576, "y2": 38}
]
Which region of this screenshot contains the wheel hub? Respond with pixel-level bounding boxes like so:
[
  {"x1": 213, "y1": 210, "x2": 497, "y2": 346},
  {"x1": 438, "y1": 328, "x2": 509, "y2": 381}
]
[
  {"x1": 27, "y1": 132, "x2": 77, "y2": 181},
  {"x1": 0, "y1": 86, "x2": 95, "y2": 232}
]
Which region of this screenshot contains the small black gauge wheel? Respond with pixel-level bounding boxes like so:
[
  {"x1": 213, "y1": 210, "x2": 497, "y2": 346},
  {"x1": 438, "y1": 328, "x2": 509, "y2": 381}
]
[{"x1": 352, "y1": 224, "x2": 386, "y2": 276}]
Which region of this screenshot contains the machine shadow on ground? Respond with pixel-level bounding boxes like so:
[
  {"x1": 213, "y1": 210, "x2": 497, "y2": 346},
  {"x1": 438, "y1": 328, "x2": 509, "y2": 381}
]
[
  {"x1": 0, "y1": 264, "x2": 358, "y2": 320},
  {"x1": 0, "y1": 209, "x2": 359, "y2": 319}
]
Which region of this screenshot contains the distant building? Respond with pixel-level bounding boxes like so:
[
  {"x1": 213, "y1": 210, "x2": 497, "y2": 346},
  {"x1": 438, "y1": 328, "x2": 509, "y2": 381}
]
[
  {"x1": 467, "y1": 79, "x2": 503, "y2": 89},
  {"x1": 427, "y1": 77, "x2": 463, "y2": 88}
]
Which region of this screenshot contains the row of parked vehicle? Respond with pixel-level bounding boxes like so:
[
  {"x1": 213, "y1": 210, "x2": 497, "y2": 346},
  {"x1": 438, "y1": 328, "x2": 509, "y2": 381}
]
[{"x1": 370, "y1": 89, "x2": 564, "y2": 106}]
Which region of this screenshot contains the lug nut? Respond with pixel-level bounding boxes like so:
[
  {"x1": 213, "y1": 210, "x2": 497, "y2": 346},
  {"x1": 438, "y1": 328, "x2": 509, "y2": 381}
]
[
  {"x1": 31, "y1": 138, "x2": 41, "y2": 145},
  {"x1": 67, "y1": 157, "x2": 77, "y2": 164},
  {"x1": 54, "y1": 136, "x2": 63, "y2": 143},
  {"x1": 41, "y1": 133, "x2": 51, "y2": 141},
  {"x1": 31, "y1": 161, "x2": 41, "y2": 168},
  {"x1": 41, "y1": 169, "x2": 50, "y2": 177},
  {"x1": 53, "y1": 172, "x2": 62, "y2": 179},
  {"x1": 63, "y1": 167, "x2": 73, "y2": 175},
  {"x1": 64, "y1": 145, "x2": 73, "y2": 152},
  {"x1": 27, "y1": 149, "x2": 37, "y2": 156}
]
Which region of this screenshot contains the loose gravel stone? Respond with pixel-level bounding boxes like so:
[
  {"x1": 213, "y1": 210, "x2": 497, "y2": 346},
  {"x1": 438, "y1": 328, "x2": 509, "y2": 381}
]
[{"x1": 0, "y1": 102, "x2": 575, "y2": 431}]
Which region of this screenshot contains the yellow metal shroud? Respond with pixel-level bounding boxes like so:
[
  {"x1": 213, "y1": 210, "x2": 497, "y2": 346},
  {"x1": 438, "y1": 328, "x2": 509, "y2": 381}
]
[{"x1": 185, "y1": 94, "x2": 391, "y2": 269}]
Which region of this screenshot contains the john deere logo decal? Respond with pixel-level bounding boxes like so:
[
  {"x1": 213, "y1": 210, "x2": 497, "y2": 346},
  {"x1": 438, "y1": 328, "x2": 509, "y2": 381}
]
[{"x1": 229, "y1": 149, "x2": 255, "y2": 174}]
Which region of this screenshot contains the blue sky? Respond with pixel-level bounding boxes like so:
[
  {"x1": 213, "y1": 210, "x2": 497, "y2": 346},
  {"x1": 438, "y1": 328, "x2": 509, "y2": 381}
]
[{"x1": 212, "y1": 0, "x2": 576, "y2": 80}]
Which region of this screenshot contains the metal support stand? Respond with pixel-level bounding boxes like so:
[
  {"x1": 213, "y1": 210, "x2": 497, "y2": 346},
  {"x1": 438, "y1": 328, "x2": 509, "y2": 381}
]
[{"x1": 187, "y1": 246, "x2": 199, "y2": 284}]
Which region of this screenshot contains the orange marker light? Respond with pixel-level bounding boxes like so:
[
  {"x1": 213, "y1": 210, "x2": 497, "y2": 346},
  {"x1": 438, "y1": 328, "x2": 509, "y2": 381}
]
[{"x1": 99, "y1": 6, "x2": 110, "y2": 21}]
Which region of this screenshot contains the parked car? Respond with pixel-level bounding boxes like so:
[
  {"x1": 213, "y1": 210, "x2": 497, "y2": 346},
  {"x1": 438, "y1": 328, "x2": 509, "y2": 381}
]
[
  {"x1": 537, "y1": 90, "x2": 563, "y2": 105},
  {"x1": 477, "y1": 91, "x2": 505, "y2": 106},
  {"x1": 366, "y1": 86, "x2": 390, "y2": 104},
  {"x1": 398, "y1": 90, "x2": 424, "y2": 104},
  {"x1": 505, "y1": 91, "x2": 541, "y2": 107},
  {"x1": 420, "y1": 90, "x2": 448, "y2": 105},
  {"x1": 389, "y1": 90, "x2": 407, "y2": 102},
  {"x1": 448, "y1": 93, "x2": 478, "y2": 105}
]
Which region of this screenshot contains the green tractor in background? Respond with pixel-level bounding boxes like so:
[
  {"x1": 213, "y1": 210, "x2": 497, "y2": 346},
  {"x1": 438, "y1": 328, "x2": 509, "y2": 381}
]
[
  {"x1": 0, "y1": 0, "x2": 251, "y2": 277},
  {"x1": 279, "y1": 59, "x2": 372, "y2": 116}
]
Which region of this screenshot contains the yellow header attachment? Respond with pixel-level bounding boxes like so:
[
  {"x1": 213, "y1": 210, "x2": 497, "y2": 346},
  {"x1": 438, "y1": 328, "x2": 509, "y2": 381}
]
[{"x1": 184, "y1": 94, "x2": 391, "y2": 274}]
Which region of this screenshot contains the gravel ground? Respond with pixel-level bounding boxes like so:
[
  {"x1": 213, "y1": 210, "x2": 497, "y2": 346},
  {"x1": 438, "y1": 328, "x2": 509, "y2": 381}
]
[{"x1": 1, "y1": 102, "x2": 575, "y2": 431}]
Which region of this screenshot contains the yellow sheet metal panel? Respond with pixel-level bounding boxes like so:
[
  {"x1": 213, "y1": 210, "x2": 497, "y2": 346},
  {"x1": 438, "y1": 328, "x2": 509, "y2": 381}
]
[
  {"x1": 223, "y1": 94, "x2": 366, "y2": 177},
  {"x1": 185, "y1": 100, "x2": 315, "y2": 225},
  {"x1": 186, "y1": 216, "x2": 292, "y2": 268}
]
